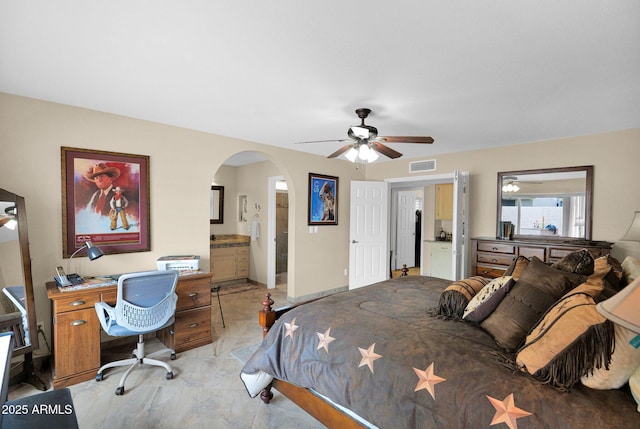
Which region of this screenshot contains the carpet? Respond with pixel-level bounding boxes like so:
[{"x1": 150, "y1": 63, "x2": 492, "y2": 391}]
[{"x1": 230, "y1": 343, "x2": 260, "y2": 364}]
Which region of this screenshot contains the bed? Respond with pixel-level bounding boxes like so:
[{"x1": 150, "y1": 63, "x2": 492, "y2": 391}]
[{"x1": 240, "y1": 260, "x2": 640, "y2": 428}]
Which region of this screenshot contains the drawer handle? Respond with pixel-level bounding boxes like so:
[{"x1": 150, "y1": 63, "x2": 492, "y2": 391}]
[
  {"x1": 492, "y1": 247, "x2": 498, "y2": 251},
  {"x1": 189, "y1": 323, "x2": 199, "y2": 328},
  {"x1": 70, "y1": 300, "x2": 86, "y2": 306},
  {"x1": 188, "y1": 292, "x2": 198, "y2": 298},
  {"x1": 491, "y1": 258, "x2": 498, "y2": 262},
  {"x1": 71, "y1": 320, "x2": 87, "y2": 326},
  {"x1": 482, "y1": 270, "x2": 489, "y2": 274}
]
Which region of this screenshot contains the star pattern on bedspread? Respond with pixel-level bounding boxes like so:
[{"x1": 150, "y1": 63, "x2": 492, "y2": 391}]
[
  {"x1": 316, "y1": 328, "x2": 335, "y2": 353},
  {"x1": 284, "y1": 317, "x2": 299, "y2": 339},
  {"x1": 358, "y1": 343, "x2": 382, "y2": 373},
  {"x1": 413, "y1": 363, "x2": 445, "y2": 400},
  {"x1": 486, "y1": 393, "x2": 532, "y2": 429}
]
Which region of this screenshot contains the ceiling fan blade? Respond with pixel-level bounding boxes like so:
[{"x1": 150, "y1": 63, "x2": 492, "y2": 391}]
[
  {"x1": 327, "y1": 144, "x2": 354, "y2": 158},
  {"x1": 295, "y1": 139, "x2": 350, "y2": 145},
  {"x1": 379, "y1": 136, "x2": 434, "y2": 144},
  {"x1": 369, "y1": 141, "x2": 403, "y2": 159}
]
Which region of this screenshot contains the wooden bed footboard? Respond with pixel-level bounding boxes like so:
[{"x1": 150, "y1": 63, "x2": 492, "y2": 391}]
[{"x1": 257, "y1": 293, "x2": 366, "y2": 428}]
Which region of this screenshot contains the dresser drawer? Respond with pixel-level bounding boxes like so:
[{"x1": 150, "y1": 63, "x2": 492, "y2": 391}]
[
  {"x1": 176, "y1": 276, "x2": 211, "y2": 311},
  {"x1": 518, "y1": 246, "x2": 546, "y2": 260},
  {"x1": 174, "y1": 307, "x2": 211, "y2": 347},
  {"x1": 476, "y1": 252, "x2": 515, "y2": 266},
  {"x1": 477, "y1": 242, "x2": 516, "y2": 254},
  {"x1": 475, "y1": 264, "x2": 506, "y2": 278}
]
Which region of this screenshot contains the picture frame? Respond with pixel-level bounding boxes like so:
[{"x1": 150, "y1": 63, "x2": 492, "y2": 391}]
[
  {"x1": 61, "y1": 147, "x2": 151, "y2": 257},
  {"x1": 210, "y1": 185, "x2": 224, "y2": 224},
  {"x1": 308, "y1": 173, "x2": 338, "y2": 225}
]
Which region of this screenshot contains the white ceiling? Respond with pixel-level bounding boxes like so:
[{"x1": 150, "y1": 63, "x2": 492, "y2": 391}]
[{"x1": 1, "y1": 1, "x2": 639, "y2": 164}]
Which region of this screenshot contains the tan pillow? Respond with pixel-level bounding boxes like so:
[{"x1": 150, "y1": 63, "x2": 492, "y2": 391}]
[
  {"x1": 516, "y1": 282, "x2": 614, "y2": 389},
  {"x1": 622, "y1": 256, "x2": 640, "y2": 284},
  {"x1": 504, "y1": 256, "x2": 529, "y2": 280},
  {"x1": 581, "y1": 324, "x2": 640, "y2": 389}
]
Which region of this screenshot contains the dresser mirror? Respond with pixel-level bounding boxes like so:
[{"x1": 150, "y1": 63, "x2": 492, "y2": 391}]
[
  {"x1": 0, "y1": 188, "x2": 39, "y2": 356},
  {"x1": 497, "y1": 166, "x2": 593, "y2": 241}
]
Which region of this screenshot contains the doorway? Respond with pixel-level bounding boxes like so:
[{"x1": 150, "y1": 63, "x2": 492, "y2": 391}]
[{"x1": 275, "y1": 185, "x2": 288, "y2": 288}]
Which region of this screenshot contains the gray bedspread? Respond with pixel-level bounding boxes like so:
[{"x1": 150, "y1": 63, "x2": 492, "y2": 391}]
[{"x1": 241, "y1": 276, "x2": 640, "y2": 428}]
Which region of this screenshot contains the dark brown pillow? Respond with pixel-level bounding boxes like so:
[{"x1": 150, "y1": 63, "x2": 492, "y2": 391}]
[
  {"x1": 435, "y1": 276, "x2": 490, "y2": 319},
  {"x1": 593, "y1": 255, "x2": 624, "y2": 300},
  {"x1": 481, "y1": 257, "x2": 585, "y2": 351},
  {"x1": 551, "y1": 249, "x2": 595, "y2": 275}
]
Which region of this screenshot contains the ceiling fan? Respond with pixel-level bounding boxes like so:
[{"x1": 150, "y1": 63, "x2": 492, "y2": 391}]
[{"x1": 296, "y1": 108, "x2": 434, "y2": 162}]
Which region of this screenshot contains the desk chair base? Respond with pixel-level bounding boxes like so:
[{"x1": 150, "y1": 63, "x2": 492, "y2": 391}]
[{"x1": 95, "y1": 334, "x2": 176, "y2": 395}]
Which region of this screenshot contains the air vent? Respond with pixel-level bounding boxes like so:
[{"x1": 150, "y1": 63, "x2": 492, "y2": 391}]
[{"x1": 409, "y1": 159, "x2": 436, "y2": 173}]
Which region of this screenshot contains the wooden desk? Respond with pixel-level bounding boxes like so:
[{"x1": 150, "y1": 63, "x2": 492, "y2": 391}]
[{"x1": 46, "y1": 272, "x2": 213, "y2": 389}]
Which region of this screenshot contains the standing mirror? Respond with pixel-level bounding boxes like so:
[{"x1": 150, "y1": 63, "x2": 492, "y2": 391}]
[
  {"x1": 0, "y1": 188, "x2": 45, "y2": 389},
  {"x1": 497, "y1": 166, "x2": 593, "y2": 241}
]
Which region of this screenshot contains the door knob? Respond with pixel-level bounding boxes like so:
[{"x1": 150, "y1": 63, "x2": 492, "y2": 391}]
[{"x1": 352, "y1": 240, "x2": 359, "y2": 244}]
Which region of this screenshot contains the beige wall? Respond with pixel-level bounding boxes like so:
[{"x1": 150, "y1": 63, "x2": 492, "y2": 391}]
[
  {"x1": 2, "y1": 92, "x2": 639, "y2": 356},
  {"x1": 365, "y1": 129, "x2": 640, "y2": 254},
  {"x1": 0, "y1": 93, "x2": 365, "y2": 351}
]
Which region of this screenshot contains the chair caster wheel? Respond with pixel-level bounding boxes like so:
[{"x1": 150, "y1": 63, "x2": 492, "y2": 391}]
[
  {"x1": 170, "y1": 353, "x2": 176, "y2": 360},
  {"x1": 96, "y1": 373, "x2": 104, "y2": 382},
  {"x1": 115, "y1": 386, "x2": 124, "y2": 395},
  {"x1": 166, "y1": 372, "x2": 173, "y2": 380}
]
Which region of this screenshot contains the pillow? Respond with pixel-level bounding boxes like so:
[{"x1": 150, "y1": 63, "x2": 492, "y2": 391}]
[
  {"x1": 435, "y1": 276, "x2": 490, "y2": 319},
  {"x1": 594, "y1": 255, "x2": 624, "y2": 300},
  {"x1": 581, "y1": 324, "x2": 640, "y2": 389},
  {"x1": 622, "y1": 256, "x2": 640, "y2": 284},
  {"x1": 516, "y1": 282, "x2": 614, "y2": 390},
  {"x1": 551, "y1": 249, "x2": 595, "y2": 275},
  {"x1": 481, "y1": 257, "x2": 585, "y2": 351},
  {"x1": 463, "y1": 276, "x2": 514, "y2": 322},
  {"x1": 503, "y1": 256, "x2": 529, "y2": 280}
]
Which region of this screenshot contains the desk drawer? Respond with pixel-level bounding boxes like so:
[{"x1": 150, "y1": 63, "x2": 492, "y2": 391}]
[
  {"x1": 176, "y1": 277, "x2": 211, "y2": 311},
  {"x1": 174, "y1": 307, "x2": 211, "y2": 347},
  {"x1": 54, "y1": 292, "x2": 101, "y2": 313},
  {"x1": 477, "y1": 242, "x2": 515, "y2": 254}
]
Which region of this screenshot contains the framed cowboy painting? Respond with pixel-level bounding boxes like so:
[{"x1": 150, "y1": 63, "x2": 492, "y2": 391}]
[{"x1": 61, "y1": 147, "x2": 151, "y2": 257}]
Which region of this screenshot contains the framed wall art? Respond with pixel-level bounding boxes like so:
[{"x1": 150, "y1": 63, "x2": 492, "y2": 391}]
[
  {"x1": 308, "y1": 173, "x2": 338, "y2": 225},
  {"x1": 61, "y1": 147, "x2": 151, "y2": 257}
]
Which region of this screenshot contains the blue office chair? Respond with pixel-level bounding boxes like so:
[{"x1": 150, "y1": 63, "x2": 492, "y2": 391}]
[{"x1": 94, "y1": 270, "x2": 178, "y2": 395}]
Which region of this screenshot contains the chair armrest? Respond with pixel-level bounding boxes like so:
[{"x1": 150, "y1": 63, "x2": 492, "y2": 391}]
[{"x1": 94, "y1": 302, "x2": 116, "y2": 333}]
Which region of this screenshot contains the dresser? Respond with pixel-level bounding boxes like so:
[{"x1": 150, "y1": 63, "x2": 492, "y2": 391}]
[
  {"x1": 470, "y1": 237, "x2": 613, "y2": 279},
  {"x1": 46, "y1": 272, "x2": 213, "y2": 389}
]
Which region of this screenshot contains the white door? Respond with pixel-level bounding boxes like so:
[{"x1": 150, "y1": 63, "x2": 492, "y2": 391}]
[
  {"x1": 349, "y1": 181, "x2": 388, "y2": 289},
  {"x1": 451, "y1": 171, "x2": 470, "y2": 280},
  {"x1": 395, "y1": 190, "x2": 416, "y2": 269}
]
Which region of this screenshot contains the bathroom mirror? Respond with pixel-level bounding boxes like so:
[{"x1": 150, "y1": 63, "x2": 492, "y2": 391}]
[
  {"x1": 497, "y1": 166, "x2": 593, "y2": 241},
  {"x1": 0, "y1": 188, "x2": 39, "y2": 356},
  {"x1": 210, "y1": 186, "x2": 224, "y2": 224}
]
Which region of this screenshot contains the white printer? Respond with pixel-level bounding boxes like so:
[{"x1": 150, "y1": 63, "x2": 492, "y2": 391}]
[{"x1": 156, "y1": 255, "x2": 200, "y2": 271}]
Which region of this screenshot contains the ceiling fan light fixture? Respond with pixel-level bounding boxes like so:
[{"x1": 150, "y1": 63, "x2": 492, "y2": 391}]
[
  {"x1": 345, "y1": 147, "x2": 358, "y2": 162},
  {"x1": 366, "y1": 149, "x2": 379, "y2": 162},
  {"x1": 358, "y1": 144, "x2": 371, "y2": 160},
  {"x1": 351, "y1": 126, "x2": 370, "y2": 139},
  {"x1": 502, "y1": 182, "x2": 519, "y2": 193}
]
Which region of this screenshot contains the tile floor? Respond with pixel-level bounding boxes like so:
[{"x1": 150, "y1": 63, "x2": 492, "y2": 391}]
[{"x1": 8, "y1": 284, "x2": 324, "y2": 428}]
